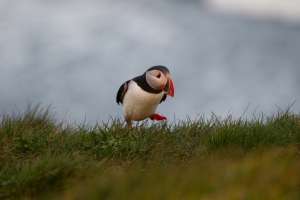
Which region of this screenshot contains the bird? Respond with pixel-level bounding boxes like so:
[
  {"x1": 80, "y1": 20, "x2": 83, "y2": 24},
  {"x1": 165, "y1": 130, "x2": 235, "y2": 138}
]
[{"x1": 116, "y1": 65, "x2": 174, "y2": 128}]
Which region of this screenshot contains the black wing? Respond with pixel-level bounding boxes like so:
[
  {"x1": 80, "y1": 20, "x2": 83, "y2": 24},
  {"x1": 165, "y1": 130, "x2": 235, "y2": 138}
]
[
  {"x1": 116, "y1": 80, "x2": 130, "y2": 105},
  {"x1": 160, "y1": 94, "x2": 167, "y2": 104}
]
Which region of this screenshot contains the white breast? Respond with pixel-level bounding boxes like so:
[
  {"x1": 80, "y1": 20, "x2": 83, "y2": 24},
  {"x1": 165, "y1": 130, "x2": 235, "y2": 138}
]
[{"x1": 122, "y1": 81, "x2": 164, "y2": 121}]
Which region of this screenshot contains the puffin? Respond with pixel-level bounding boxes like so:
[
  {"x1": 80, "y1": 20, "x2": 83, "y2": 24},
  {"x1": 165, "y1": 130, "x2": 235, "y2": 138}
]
[{"x1": 116, "y1": 65, "x2": 174, "y2": 127}]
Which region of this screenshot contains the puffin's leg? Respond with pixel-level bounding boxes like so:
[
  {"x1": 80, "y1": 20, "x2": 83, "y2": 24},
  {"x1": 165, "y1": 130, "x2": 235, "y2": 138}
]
[
  {"x1": 125, "y1": 116, "x2": 133, "y2": 128},
  {"x1": 126, "y1": 119, "x2": 141, "y2": 132},
  {"x1": 125, "y1": 119, "x2": 133, "y2": 129},
  {"x1": 149, "y1": 113, "x2": 166, "y2": 121},
  {"x1": 127, "y1": 121, "x2": 133, "y2": 129}
]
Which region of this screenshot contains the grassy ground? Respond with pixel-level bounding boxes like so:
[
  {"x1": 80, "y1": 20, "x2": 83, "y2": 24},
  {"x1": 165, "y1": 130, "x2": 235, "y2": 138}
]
[{"x1": 0, "y1": 104, "x2": 300, "y2": 199}]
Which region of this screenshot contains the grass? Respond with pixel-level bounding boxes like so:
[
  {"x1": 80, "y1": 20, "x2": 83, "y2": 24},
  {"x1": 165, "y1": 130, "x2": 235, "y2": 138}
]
[{"x1": 0, "y1": 103, "x2": 300, "y2": 199}]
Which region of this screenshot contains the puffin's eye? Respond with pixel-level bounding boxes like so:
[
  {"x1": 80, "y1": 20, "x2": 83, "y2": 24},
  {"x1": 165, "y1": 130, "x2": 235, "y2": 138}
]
[{"x1": 156, "y1": 72, "x2": 161, "y2": 78}]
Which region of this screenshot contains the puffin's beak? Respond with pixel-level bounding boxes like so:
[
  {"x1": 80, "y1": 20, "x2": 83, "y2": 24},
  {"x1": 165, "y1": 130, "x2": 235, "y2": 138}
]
[{"x1": 163, "y1": 75, "x2": 174, "y2": 97}]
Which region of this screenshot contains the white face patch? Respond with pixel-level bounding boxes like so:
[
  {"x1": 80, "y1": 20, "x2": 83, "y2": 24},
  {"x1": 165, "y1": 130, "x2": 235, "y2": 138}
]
[{"x1": 146, "y1": 69, "x2": 167, "y2": 90}]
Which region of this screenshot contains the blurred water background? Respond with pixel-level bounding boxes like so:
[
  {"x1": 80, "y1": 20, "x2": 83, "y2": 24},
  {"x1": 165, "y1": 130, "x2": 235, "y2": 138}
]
[{"x1": 1, "y1": 0, "x2": 300, "y2": 124}]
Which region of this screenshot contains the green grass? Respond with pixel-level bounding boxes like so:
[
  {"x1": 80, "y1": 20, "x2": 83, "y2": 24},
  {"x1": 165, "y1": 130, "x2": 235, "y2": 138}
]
[{"x1": 1, "y1": 104, "x2": 300, "y2": 199}]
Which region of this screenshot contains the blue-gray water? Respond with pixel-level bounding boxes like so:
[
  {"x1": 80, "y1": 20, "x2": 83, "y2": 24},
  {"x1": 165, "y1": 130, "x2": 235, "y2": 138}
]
[{"x1": 1, "y1": 0, "x2": 300, "y2": 124}]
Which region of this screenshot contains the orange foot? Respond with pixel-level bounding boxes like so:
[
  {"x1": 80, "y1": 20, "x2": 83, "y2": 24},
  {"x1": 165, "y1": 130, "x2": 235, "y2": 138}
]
[{"x1": 150, "y1": 113, "x2": 166, "y2": 121}]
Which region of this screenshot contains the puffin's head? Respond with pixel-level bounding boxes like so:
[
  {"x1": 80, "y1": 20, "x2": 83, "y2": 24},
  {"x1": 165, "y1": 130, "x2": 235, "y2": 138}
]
[{"x1": 145, "y1": 65, "x2": 174, "y2": 97}]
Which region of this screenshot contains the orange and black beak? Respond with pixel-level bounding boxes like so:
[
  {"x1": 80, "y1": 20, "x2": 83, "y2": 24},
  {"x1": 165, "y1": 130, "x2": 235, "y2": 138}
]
[{"x1": 163, "y1": 75, "x2": 174, "y2": 97}]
